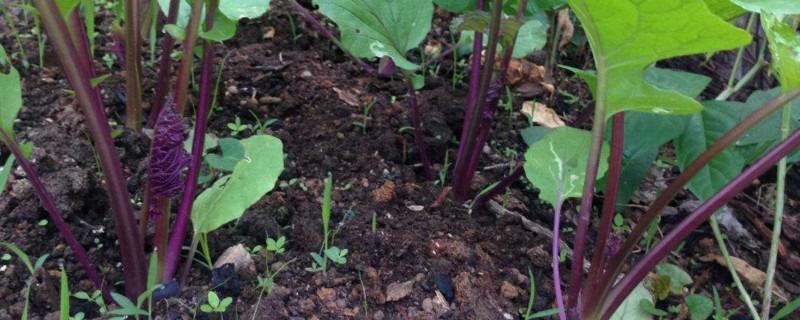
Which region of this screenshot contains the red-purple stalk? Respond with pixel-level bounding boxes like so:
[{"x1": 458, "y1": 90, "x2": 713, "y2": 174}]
[
  {"x1": 471, "y1": 162, "x2": 525, "y2": 210},
  {"x1": 30, "y1": 0, "x2": 147, "y2": 299},
  {"x1": 404, "y1": 74, "x2": 435, "y2": 180},
  {"x1": 147, "y1": 0, "x2": 181, "y2": 128},
  {"x1": 163, "y1": 0, "x2": 217, "y2": 282},
  {"x1": 598, "y1": 125, "x2": 800, "y2": 320},
  {"x1": 583, "y1": 112, "x2": 624, "y2": 298},
  {"x1": 172, "y1": 0, "x2": 204, "y2": 113},
  {"x1": 552, "y1": 165, "x2": 568, "y2": 320},
  {"x1": 0, "y1": 131, "x2": 110, "y2": 302},
  {"x1": 124, "y1": 0, "x2": 143, "y2": 130}
]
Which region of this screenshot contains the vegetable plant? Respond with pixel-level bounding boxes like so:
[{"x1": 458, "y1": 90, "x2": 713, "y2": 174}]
[
  {"x1": 0, "y1": 0, "x2": 281, "y2": 304},
  {"x1": 502, "y1": 0, "x2": 800, "y2": 319}
]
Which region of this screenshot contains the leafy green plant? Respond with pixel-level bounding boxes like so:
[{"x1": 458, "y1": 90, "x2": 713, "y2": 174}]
[
  {"x1": 352, "y1": 100, "x2": 376, "y2": 134},
  {"x1": 201, "y1": 291, "x2": 233, "y2": 315},
  {"x1": 1, "y1": 242, "x2": 47, "y2": 320},
  {"x1": 227, "y1": 116, "x2": 248, "y2": 136}
]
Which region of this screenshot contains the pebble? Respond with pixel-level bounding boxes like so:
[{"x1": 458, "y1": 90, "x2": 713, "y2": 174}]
[
  {"x1": 500, "y1": 281, "x2": 520, "y2": 299},
  {"x1": 300, "y1": 70, "x2": 313, "y2": 78},
  {"x1": 385, "y1": 280, "x2": 414, "y2": 302},
  {"x1": 227, "y1": 85, "x2": 239, "y2": 94},
  {"x1": 422, "y1": 298, "x2": 433, "y2": 312},
  {"x1": 214, "y1": 244, "x2": 255, "y2": 275},
  {"x1": 373, "y1": 311, "x2": 385, "y2": 320}
]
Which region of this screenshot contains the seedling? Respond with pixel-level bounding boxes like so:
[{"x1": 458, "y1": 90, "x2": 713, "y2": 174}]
[
  {"x1": 200, "y1": 291, "x2": 232, "y2": 315},
  {"x1": 1, "y1": 242, "x2": 48, "y2": 320},
  {"x1": 227, "y1": 117, "x2": 248, "y2": 136},
  {"x1": 352, "y1": 100, "x2": 377, "y2": 134}
]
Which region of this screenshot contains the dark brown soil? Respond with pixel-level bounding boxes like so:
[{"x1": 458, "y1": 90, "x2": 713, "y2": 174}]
[{"x1": 1, "y1": 2, "x2": 799, "y2": 320}]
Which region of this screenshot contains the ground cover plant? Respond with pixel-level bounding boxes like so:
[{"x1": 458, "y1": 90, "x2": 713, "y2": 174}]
[{"x1": 2, "y1": 0, "x2": 800, "y2": 319}]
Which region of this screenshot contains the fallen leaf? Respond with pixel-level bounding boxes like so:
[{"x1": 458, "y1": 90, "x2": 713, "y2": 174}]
[
  {"x1": 557, "y1": 8, "x2": 574, "y2": 48},
  {"x1": 333, "y1": 87, "x2": 361, "y2": 107},
  {"x1": 699, "y1": 254, "x2": 766, "y2": 288},
  {"x1": 521, "y1": 101, "x2": 565, "y2": 128}
]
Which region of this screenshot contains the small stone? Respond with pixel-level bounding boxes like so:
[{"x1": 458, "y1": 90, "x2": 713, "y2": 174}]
[
  {"x1": 415, "y1": 273, "x2": 426, "y2": 283},
  {"x1": 371, "y1": 180, "x2": 396, "y2": 203},
  {"x1": 500, "y1": 281, "x2": 521, "y2": 299},
  {"x1": 214, "y1": 244, "x2": 256, "y2": 276},
  {"x1": 432, "y1": 291, "x2": 450, "y2": 315},
  {"x1": 321, "y1": 80, "x2": 333, "y2": 89},
  {"x1": 227, "y1": 85, "x2": 239, "y2": 94},
  {"x1": 300, "y1": 70, "x2": 313, "y2": 78},
  {"x1": 259, "y1": 96, "x2": 282, "y2": 104},
  {"x1": 385, "y1": 280, "x2": 414, "y2": 302},
  {"x1": 422, "y1": 298, "x2": 433, "y2": 312},
  {"x1": 527, "y1": 245, "x2": 550, "y2": 268},
  {"x1": 373, "y1": 310, "x2": 385, "y2": 320}
]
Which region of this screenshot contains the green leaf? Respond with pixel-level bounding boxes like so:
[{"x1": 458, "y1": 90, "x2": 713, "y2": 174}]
[
  {"x1": 158, "y1": 0, "x2": 194, "y2": 28},
  {"x1": 312, "y1": 0, "x2": 434, "y2": 70},
  {"x1": 773, "y1": 296, "x2": 800, "y2": 320},
  {"x1": 219, "y1": 0, "x2": 270, "y2": 20},
  {"x1": 686, "y1": 294, "x2": 714, "y2": 320},
  {"x1": 675, "y1": 101, "x2": 746, "y2": 200},
  {"x1": 219, "y1": 296, "x2": 233, "y2": 309},
  {"x1": 639, "y1": 299, "x2": 668, "y2": 317},
  {"x1": 200, "y1": 305, "x2": 213, "y2": 313},
  {"x1": 653, "y1": 274, "x2": 672, "y2": 300},
  {"x1": 208, "y1": 291, "x2": 220, "y2": 307},
  {"x1": 0, "y1": 155, "x2": 14, "y2": 196},
  {"x1": 56, "y1": 0, "x2": 81, "y2": 19},
  {"x1": 163, "y1": 24, "x2": 186, "y2": 41},
  {"x1": 0, "y1": 242, "x2": 33, "y2": 273},
  {"x1": 567, "y1": 0, "x2": 751, "y2": 116},
  {"x1": 656, "y1": 262, "x2": 693, "y2": 294},
  {"x1": 523, "y1": 126, "x2": 610, "y2": 206},
  {"x1": 643, "y1": 67, "x2": 713, "y2": 98},
  {"x1": 60, "y1": 266, "x2": 69, "y2": 320},
  {"x1": 110, "y1": 292, "x2": 139, "y2": 311},
  {"x1": 89, "y1": 74, "x2": 111, "y2": 88},
  {"x1": 520, "y1": 126, "x2": 553, "y2": 145},
  {"x1": 452, "y1": 11, "x2": 524, "y2": 50},
  {"x1": 434, "y1": 0, "x2": 476, "y2": 12},
  {"x1": 529, "y1": 308, "x2": 564, "y2": 318},
  {"x1": 191, "y1": 135, "x2": 284, "y2": 234},
  {"x1": 703, "y1": 0, "x2": 747, "y2": 20},
  {"x1": 762, "y1": 14, "x2": 800, "y2": 91},
  {"x1": 734, "y1": 88, "x2": 800, "y2": 146},
  {"x1": 610, "y1": 283, "x2": 652, "y2": 320},
  {"x1": 200, "y1": 9, "x2": 237, "y2": 41},
  {"x1": 512, "y1": 17, "x2": 548, "y2": 58},
  {"x1": 729, "y1": 0, "x2": 800, "y2": 14},
  {"x1": 205, "y1": 138, "x2": 245, "y2": 171},
  {"x1": 0, "y1": 64, "x2": 22, "y2": 139}
]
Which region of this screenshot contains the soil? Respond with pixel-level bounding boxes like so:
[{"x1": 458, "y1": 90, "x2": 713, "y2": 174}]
[{"x1": 1, "y1": 2, "x2": 799, "y2": 320}]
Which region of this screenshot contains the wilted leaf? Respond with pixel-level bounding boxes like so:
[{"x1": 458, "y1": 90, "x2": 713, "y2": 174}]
[
  {"x1": 698, "y1": 254, "x2": 766, "y2": 288},
  {"x1": 522, "y1": 101, "x2": 565, "y2": 128},
  {"x1": 656, "y1": 262, "x2": 693, "y2": 294}
]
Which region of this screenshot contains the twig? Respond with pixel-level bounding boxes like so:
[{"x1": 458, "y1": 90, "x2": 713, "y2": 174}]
[{"x1": 709, "y1": 217, "x2": 760, "y2": 320}]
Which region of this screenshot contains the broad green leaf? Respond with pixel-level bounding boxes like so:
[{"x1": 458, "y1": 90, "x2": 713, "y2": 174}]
[
  {"x1": 734, "y1": 88, "x2": 800, "y2": 146},
  {"x1": 219, "y1": 0, "x2": 270, "y2": 20},
  {"x1": 312, "y1": 0, "x2": 434, "y2": 70},
  {"x1": 0, "y1": 62, "x2": 22, "y2": 139},
  {"x1": 0, "y1": 155, "x2": 14, "y2": 195},
  {"x1": 200, "y1": 9, "x2": 237, "y2": 41},
  {"x1": 729, "y1": 0, "x2": 800, "y2": 14},
  {"x1": 567, "y1": 0, "x2": 751, "y2": 116},
  {"x1": 208, "y1": 291, "x2": 220, "y2": 307},
  {"x1": 675, "y1": 101, "x2": 746, "y2": 200},
  {"x1": 512, "y1": 18, "x2": 547, "y2": 58},
  {"x1": 762, "y1": 14, "x2": 800, "y2": 91},
  {"x1": 520, "y1": 126, "x2": 553, "y2": 145},
  {"x1": 452, "y1": 11, "x2": 524, "y2": 50},
  {"x1": 163, "y1": 24, "x2": 186, "y2": 41},
  {"x1": 610, "y1": 283, "x2": 652, "y2": 320},
  {"x1": 158, "y1": 0, "x2": 194, "y2": 28},
  {"x1": 655, "y1": 262, "x2": 693, "y2": 294},
  {"x1": 523, "y1": 126, "x2": 610, "y2": 206},
  {"x1": 639, "y1": 299, "x2": 668, "y2": 317},
  {"x1": 653, "y1": 275, "x2": 671, "y2": 300},
  {"x1": 643, "y1": 67, "x2": 713, "y2": 99},
  {"x1": 191, "y1": 135, "x2": 284, "y2": 234},
  {"x1": 206, "y1": 138, "x2": 244, "y2": 171},
  {"x1": 686, "y1": 294, "x2": 714, "y2": 320},
  {"x1": 434, "y1": 0, "x2": 476, "y2": 12},
  {"x1": 0, "y1": 45, "x2": 9, "y2": 63},
  {"x1": 703, "y1": 0, "x2": 747, "y2": 20}
]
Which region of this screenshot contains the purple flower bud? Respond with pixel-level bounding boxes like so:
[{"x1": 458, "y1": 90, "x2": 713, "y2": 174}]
[{"x1": 147, "y1": 99, "x2": 190, "y2": 218}]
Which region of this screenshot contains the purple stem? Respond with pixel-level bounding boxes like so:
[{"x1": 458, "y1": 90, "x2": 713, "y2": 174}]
[
  {"x1": 598, "y1": 126, "x2": 800, "y2": 320},
  {"x1": 163, "y1": 0, "x2": 216, "y2": 282},
  {"x1": 147, "y1": 0, "x2": 180, "y2": 129},
  {"x1": 404, "y1": 74, "x2": 435, "y2": 180},
  {"x1": 471, "y1": 162, "x2": 525, "y2": 210},
  {"x1": 172, "y1": 0, "x2": 203, "y2": 113},
  {"x1": 583, "y1": 112, "x2": 624, "y2": 301},
  {"x1": 31, "y1": 0, "x2": 146, "y2": 298},
  {"x1": 553, "y1": 165, "x2": 567, "y2": 320},
  {"x1": 124, "y1": 0, "x2": 143, "y2": 130},
  {"x1": 287, "y1": 0, "x2": 374, "y2": 74},
  {"x1": 0, "y1": 131, "x2": 111, "y2": 302}
]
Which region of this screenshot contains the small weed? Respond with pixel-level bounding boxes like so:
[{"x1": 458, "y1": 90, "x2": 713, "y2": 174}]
[{"x1": 227, "y1": 116, "x2": 249, "y2": 136}]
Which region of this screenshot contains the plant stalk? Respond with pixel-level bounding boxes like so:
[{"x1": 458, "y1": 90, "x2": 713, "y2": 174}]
[
  {"x1": 31, "y1": 0, "x2": 147, "y2": 298},
  {"x1": 567, "y1": 64, "x2": 608, "y2": 319},
  {"x1": 724, "y1": 13, "x2": 756, "y2": 93},
  {"x1": 403, "y1": 73, "x2": 435, "y2": 180},
  {"x1": 471, "y1": 162, "x2": 525, "y2": 211},
  {"x1": 761, "y1": 96, "x2": 793, "y2": 319},
  {"x1": 587, "y1": 87, "x2": 800, "y2": 319},
  {"x1": 715, "y1": 36, "x2": 768, "y2": 101},
  {"x1": 172, "y1": 0, "x2": 204, "y2": 113},
  {"x1": 709, "y1": 216, "x2": 759, "y2": 319},
  {"x1": 553, "y1": 165, "x2": 568, "y2": 320},
  {"x1": 164, "y1": 0, "x2": 217, "y2": 282},
  {"x1": 148, "y1": 0, "x2": 180, "y2": 128},
  {"x1": 124, "y1": 0, "x2": 143, "y2": 130},
  {"x1": 598, "y1": 124, "x2": 800, "y2": 320},
  {"x1": 583, "y1": 112, "x2": 624, "y2": 302}
]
